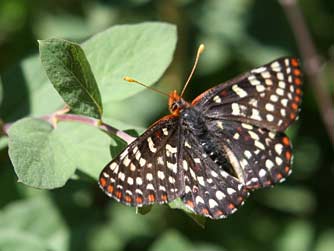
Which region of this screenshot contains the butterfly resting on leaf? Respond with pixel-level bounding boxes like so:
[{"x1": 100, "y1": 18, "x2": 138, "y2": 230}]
[{"x1": 99, "y1": 45, "x2": 302, "y2": 219}]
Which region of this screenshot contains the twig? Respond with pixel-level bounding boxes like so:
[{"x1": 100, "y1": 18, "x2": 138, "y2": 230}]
[
  {"x1": 2, "y1": 113, "x2": 136, "y2": 145},
  {"x1": 279, "y1": 0, "x2": 334, "y2": 145}
]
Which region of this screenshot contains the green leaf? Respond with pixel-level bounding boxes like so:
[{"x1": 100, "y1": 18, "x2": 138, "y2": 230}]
[
  {"x1": 8, "y1": 118, "x2": 78, "y2": 189},
  {"x1": 83, "y1": 22, "x2": 177, "y2": 102},
  {"x1": 0, "y1": 196, "x2": 69, "y2": 251},
  {"x1": 168, "y1": 198, "x2": 206, "y2": 228},
  {"x1": 137, "y1": 205, "x2": 153, "y2": 215},
  {"x1": 54, "y1": 121, "x2": 114, "y2": 179},
  {"x1": 149, "y1": 230, "x2": 193, "y2": 251},
  {"x1": 258, "y1": 186, "x2": 316, "y2": 215},
  {"x1": 0, "y1": 230, "x2": 48, "y2": 251},
  {"x1": 275, "y1": 220, "x2": 314, "y2": 251},
  {"x1": 7, "y1": 117, "x2": 126, "y2": 188},
  {"x1": 315, "y1": 229, "x2": 334, "y2": 251},
  {"x1": 0, "y1": 55, "x2": 63, "y2": 122},
  {"x1": 39, "y1": 39, "x2": 103, "y2": 119}
]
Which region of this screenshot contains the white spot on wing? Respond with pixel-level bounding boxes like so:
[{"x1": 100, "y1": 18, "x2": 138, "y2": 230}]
[
  {"x1": 275, "y1": 143, "x2": 283, "y2": 155},
  {"x1": 162, "y1": 128, "x2": 168, "y2": 136},
  {"x1": 252, "y1": 66, "x2": 266, "y2": 73},
  {"x1": 209, "y1": 199, "x2": 218, "y2": 208},
  {"x1": 265, "y1": 159, "x2": 274, "y2": 170},
  {"x1": 255, "y1": 140, "x2": 265, "y2": 150},
  {"x1": 231, "y1": 103, "x2": 240, "y2": 115},
  {"x1": 167, "y1": 162, "x2": 177, "y2": 173},
  {"x1": 158, "y1": 171, "x2": 165, "y2": 180},
  {"x1": 227, "y1": 188, "x2": 236, "y2": 195},
  {"x1": 213, "y1": 95, "x2": 221, "y2": 103},
  {"x1": 232, "y1": 84, "x2": 248, "y2": 98},
  {"x1": 195, "y1": 196, "x2": 205, "y2": 204},
  {"x1": 251, "y1": 108, "x2": 262, "y2": 121},
  {"x1": 216, "y1": 190, "x2": 225, "y2": 200},
  {"x1": 147, "y1": 137, "x2": 157, "y2": 153},
  {"x1": 265, "y1": 103, "x2": 275, "y2": 112},
  {"x1": 259, "y1": 169, "x2": 266, "y2": 177}
]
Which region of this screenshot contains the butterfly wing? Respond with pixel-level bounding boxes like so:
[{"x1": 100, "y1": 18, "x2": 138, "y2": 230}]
[
  {"x1": 99, "y1": 115, "x2": 185, "y2": 206},
  {"x1": 192, "y1": 57, "x2": 302, "y2": 132},
  {"x1": 192, "y1": 57, "x2": 300, "y2": 190},
  {"x1": 179, "y1": 128, "x2": 249, "y2": 219}
]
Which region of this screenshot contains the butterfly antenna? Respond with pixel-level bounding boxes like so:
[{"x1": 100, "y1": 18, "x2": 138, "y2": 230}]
[
  {"x1": 123, "y1": 77, "x2": 170, "y2": 98},
  {"x1": 180, "y1": 44, "x2": 205, "y2": 97}
]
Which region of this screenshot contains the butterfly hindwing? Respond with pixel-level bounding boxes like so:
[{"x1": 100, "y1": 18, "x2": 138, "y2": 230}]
[
  {"x1": 207, "y1": 119, "x2": 293, "y2": 190},
  {"x1": 180, "y1": 129, "x2": 249, "y2": 219},
  {"x1": 99, "y1": 115, "x2": 184, "y2": 206}
]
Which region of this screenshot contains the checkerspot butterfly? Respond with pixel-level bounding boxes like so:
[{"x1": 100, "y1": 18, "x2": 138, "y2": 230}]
[{"x1": 99, "y1": 46, "x2": 302, "y2": 219}]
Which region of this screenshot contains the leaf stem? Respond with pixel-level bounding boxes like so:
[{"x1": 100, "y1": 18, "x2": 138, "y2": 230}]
[{"x1": 1, "y1": 113, "x2": 136, "y2": 145}]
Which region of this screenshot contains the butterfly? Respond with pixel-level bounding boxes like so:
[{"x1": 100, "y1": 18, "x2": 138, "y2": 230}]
[{"x1": 99, "y1": 55, "x2": 302, "y2": 219}]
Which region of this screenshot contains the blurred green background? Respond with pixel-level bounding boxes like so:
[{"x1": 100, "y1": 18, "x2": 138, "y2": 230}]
[{"x1": 0, "y1": 0, "x2": 333, "y2": 251}]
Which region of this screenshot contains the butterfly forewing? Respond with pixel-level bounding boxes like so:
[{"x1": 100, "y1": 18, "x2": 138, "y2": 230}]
[
  {"x1": 193, "y1": 57, "x2": 302, "y2": 132},
  {"x1": 99, "y1": 115, "x2": 184, "y2": 206}
]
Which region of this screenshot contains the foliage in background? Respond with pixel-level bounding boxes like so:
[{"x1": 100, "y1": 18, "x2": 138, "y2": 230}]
[{"x1": 0, "y1": 1, "x2": 333, "y2": 251}]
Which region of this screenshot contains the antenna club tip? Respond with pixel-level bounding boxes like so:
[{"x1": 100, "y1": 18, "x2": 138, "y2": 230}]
[
  {"x1": 123, "y1": 76, "x2": 135, "y2": 82},
  {"x1": 198, "y1": 44, "x2": 205, "y2": 53}
]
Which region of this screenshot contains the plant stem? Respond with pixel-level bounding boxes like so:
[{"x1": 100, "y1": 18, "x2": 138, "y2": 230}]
[
  {"x1": 2, "y1": 113, "x2": 136, "y2": 145},
  {"x1": 279, "y1": 0, "x2": 334, "y2": 145}
]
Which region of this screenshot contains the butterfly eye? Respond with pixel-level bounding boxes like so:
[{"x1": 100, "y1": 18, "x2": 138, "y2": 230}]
[{"x1": 170, "y1": 102, "x2": 179, "y2": 112}]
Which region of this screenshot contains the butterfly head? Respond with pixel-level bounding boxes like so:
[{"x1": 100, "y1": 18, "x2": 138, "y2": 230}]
[{"x1": 168, "y1": 90, "x2": 189, "y2": 116}]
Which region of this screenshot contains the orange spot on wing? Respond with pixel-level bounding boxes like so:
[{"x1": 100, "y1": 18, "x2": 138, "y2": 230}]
[
  {"x1": 282, "y1": 137, "x2": 290, "y2": 146},
  {"x1": 293, "y1": 69, "x2": 301, "y2": 76},
  {"x1": 276, "y1": 173, "x2": 283, "y2": 180},
  {"x1": 186, "y1": 200, "x2": 194, "y2": 208},
  {"x1": 202, "y1": 208, "x2": 209, "y2": 215},
  {"x1": 161, "y1": 194, "x2": 167, "y2": 201},
  {"x1": 228, "y1": 203, "x2": 235, "y2": 209},
  {"x1": 291, "y1": 58, "x2": 299, "y2": 67},
  {"x1": 296, "y1": 88, "x2": 301, "y2": 95},
  {"x1": 148, "y1": 194, "x2": 155, "y2": 202},
  {"x1": 125, "y1": 195, "x2": 132, "y2": 203},
  {"x1": 284, "y1": 166, "x2": 290, "y2": 173},
  {"x1": 290, "y1": 113, "x2": 296, "y2": 120},
  {"x1": 107, "y1": 184, "x2": 114, "y2": 193},
  {"x1": 136, "y1": 196, "x2": 143, "y2": 204},
  {"x1": 291, "y1": 103, "x2": 298, "y2": 110},
  {"x1": 221, "y1": 90, "x2": 228, "y2": 97},
  {"x1": 100, "y1": 177, "x2": 107, "y2": 187},
  {"x1": 285, "y1": 151, "x2": 292, "y2": 161},
  {"x1": 155, "y1": 130, "x2": 161, "y2": 139},
  {"x1": 294, "y1": 78, "x2": 301, "y2": 85},
  {"x1": 294, "y1": 96, "x2": 300, "y2": 102},
  {"x1": 116, "y1": 191, "x2": 122, "y2": 199},
  {"x1": 215, "y1": 210, "x2": 224, "y2": 216}
]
